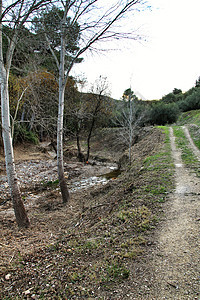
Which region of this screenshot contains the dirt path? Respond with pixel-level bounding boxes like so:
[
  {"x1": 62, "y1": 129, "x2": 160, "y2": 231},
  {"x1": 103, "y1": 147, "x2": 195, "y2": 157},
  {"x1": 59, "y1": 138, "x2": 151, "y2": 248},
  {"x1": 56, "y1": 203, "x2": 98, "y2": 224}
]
[
  {"x1": 145, "y1": 126, "x2": 200, "y2": 299},
  {"x1": 183, "y1": 125, "x2": 200, "y2": 160}
]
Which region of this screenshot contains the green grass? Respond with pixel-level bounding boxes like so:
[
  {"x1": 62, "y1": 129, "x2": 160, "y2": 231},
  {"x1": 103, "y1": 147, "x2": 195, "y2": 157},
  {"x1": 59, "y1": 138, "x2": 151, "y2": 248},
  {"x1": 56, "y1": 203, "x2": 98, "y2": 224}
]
[
  {"x1": 173, "y1": 126, "x2": 200, "y2": 177},
  {"x1": 177, "y1": 110, "x2": 200, "y2": 150},
  {"x1": 177, "y1": 109, "x2": 200, "y2": 126},
  {"x1": 41, "y1": 179, "x2": 59, "y2": 188},
  {"x1": 141, "y1": 126, "x2": 175, "y2": 197},
  {"x1": 188, "y1": 125, "x2": 200, "y2": 150},
  {"x1": 173, "y1": 126, "x2": 197, "y2": 163},
  {"x1": 101, "y1": 262, "x2": 130, "y2": 283}
]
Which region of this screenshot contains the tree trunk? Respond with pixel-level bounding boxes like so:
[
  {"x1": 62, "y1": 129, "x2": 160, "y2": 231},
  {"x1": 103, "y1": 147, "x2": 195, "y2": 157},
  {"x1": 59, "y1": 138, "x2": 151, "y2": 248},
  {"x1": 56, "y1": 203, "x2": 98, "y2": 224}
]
[
  {"x1": 57, "y1": 29, "x2": 70, "y2": 203},
  {"x1": 21, "y1": 103, "x2": 26, "y2": 122},
  {"x1": 85, "y1": 94, "x2": 101, "y2": 162},
  {"x1": 76, "y1": 132, "x2": 85, "y2": 162},
  {"x1": 50, "y1": 140, "x2": 57, "y2": 154},
  {"x1": 86, "y1": 117, "x2": 95, "y2": 162},
  {"x1": 128, "y1": 98, "x2": 133, "y2": 164},
  {"x1": 57, "y1": 84, "x2": 70, "y2": 203},
  {"x1": 29, "y1": 112, "x2": 35, "y2": 131},
  {"x1": 1, "y1": 69, "x2": 30, "y2": 227}
]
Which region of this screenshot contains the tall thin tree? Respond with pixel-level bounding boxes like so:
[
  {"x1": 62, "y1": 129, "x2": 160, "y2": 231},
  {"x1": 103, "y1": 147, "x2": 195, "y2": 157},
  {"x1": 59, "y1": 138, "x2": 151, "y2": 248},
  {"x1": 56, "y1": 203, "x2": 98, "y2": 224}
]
[{"x1": 0, "y1": 0, "x2": 51, "y2": 227}]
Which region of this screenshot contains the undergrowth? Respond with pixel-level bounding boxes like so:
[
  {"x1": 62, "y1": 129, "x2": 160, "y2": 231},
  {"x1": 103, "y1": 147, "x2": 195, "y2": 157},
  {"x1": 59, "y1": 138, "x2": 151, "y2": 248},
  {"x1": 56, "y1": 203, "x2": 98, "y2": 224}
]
[{"x1": 0, "y1": 127, "x2": 176, "y2": 299}]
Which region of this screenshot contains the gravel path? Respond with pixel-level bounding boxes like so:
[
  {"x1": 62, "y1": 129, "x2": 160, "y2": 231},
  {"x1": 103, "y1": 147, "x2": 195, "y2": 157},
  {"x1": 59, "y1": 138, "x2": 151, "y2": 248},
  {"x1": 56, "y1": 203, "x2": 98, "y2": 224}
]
[{"x1": 146, "y1": 126, "x2": 200, "y2": 299}]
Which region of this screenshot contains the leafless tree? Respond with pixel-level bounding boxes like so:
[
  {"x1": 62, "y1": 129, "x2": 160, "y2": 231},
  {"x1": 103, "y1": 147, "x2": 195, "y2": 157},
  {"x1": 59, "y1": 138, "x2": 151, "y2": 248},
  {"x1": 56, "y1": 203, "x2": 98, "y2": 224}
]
[
  {"x1": 38, "y1": 0, "x2": 147, "y2": 203},
  {"x1": 115, "y1": 89, "x2": 145, "y2": 164},
  {"x1": 0, "y1": 0, "x2": 52, "y2": 228},
  {"x1": 85, "y1": 75, "x2": 111, "y2": 161}
]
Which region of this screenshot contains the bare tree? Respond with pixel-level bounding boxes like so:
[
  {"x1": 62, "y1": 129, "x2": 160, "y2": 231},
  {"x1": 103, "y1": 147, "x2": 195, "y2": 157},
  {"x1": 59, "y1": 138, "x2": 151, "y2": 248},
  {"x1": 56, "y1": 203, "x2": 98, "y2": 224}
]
[
  {"x1": 116, "y1": 88, "x2": 145, "y2": 164},
  {"x1": 36, "y1": 0, "x2": 147, "y2": 203},
  {"x1": 22, "y1": 71, "x2": 58, "y2": 141},
  {"x1": 85, "y1": 75, "x2": 111, "y2": 162},
  {"x1": 66, "y1": 101, "x2": 88, "y2": 162},
  {"x1": 0, "y1": 0, "x2": 51, "y2": 227}
]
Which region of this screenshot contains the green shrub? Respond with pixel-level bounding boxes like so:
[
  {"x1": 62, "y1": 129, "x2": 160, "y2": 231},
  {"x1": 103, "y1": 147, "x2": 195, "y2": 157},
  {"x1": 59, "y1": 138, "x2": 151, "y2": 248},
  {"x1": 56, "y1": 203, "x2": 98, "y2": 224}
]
[
  {"x1": 161, "y1": 91, "x2": 183, "y2": 104},
  {"x1": 148, "y1": 102, "x2": 180, "y2": 125},
  {"x1": 161, "y1": 92, "x2": 176, "y2": 103},
  {"x1": 13, "y1": 124, "x2": 39, "y2": 144},
  {"x1": 178, "y1": 89, "x2": 200, "y2": 112}
]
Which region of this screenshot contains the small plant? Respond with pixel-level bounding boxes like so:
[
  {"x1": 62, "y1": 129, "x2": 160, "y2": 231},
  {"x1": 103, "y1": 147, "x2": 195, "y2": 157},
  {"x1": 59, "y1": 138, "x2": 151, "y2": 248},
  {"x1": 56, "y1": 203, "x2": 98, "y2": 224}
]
[
  {"x1": 83, "y1": 240, "x2": 98, "y2": 250},
  {"x1": 69, "y1": 272, "x2": 80, "y2": 283},
  {"x1": 42, "y1": 179, "x2": 59, "y2": 188},
  {"x1": 102, "y1": 262, "x2": 130, "y2": 283},
  {"x1": 122, "y1": 249, "x2": 141, "y2": 259},
  {"x1": 117, "y1": 209, "x2": 136, "y2": 223},
  {"x1": 17, "y1": 251, "x2": 23, "y2": 262}
]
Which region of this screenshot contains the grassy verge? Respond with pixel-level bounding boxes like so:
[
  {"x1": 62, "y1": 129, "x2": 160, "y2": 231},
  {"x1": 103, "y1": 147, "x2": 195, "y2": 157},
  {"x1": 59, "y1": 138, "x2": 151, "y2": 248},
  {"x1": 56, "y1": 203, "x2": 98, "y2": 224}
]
[
  {"x1": 177, "y1": 109, "x2": 200, "y2": 150},
  {"x1": 188, "y1": 125, "x2": 200, "y2": 150},
  {"x1": 173, "y1": 126, "x2": 200, "y2": 177},
  {"x1": 0, "y1": 127, "x2": 175, "y2": 299},
  {"x1": 177, "y1": 109, "x2": 200, "y2": 126}
]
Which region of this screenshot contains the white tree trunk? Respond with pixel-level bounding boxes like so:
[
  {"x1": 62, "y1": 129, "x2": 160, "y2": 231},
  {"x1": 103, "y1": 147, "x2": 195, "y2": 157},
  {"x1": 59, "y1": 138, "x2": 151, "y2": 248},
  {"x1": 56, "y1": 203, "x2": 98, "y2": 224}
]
[
  {"x1": 57, "y1": 26, "x2": 70, "y2": 203},
  {"x1": 57, "y1": 83, "x2": 70, "y2": 203},
  {"x1": 1, "y1": 68, "x2": 30, "y2": 227},
  {"x1": 128, "y1": 97, "x2": 133, "y2": 164}
]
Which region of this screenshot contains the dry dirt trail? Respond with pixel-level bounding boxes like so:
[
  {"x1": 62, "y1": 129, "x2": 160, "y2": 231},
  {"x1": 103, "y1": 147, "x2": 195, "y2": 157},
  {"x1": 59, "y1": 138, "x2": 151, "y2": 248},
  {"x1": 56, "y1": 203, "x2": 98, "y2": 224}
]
[{"x1": 144, "y1": 126, "x2": 200, "y2": 299}]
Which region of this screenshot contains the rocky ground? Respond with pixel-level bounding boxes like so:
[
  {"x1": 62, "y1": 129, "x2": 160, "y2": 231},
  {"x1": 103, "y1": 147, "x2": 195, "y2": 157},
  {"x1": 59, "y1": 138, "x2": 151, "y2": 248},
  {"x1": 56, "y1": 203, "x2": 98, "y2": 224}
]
[{"x1": 0, "y1": 126, "x2": 199, "y2": 299}]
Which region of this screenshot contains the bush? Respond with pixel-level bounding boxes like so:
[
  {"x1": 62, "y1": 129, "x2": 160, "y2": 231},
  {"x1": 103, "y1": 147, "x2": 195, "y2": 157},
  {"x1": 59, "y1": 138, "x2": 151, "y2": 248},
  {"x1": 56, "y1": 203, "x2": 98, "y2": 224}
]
[
  {"x1": 13, "y1": 124, "x2": 39, "y2": 144},
  {"x1": 161, "y1": 93, "x2": 176, "y2": 103},
  {"x1": 148, "y1": 102, "x2": 180, "y2": 125},
  {"x1": 161, "y1": 91, "x2": 183, "y2": 104},
  {"x1": 178, "y1": 89, "x2": 200, "y2": 112}
]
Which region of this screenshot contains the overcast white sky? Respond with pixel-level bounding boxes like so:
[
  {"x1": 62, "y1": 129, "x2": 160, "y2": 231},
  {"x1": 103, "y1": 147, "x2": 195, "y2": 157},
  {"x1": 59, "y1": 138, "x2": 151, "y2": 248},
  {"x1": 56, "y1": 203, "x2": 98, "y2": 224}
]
[{"x1": 72, "y1": 0, "x2": 200, "y2": 100}]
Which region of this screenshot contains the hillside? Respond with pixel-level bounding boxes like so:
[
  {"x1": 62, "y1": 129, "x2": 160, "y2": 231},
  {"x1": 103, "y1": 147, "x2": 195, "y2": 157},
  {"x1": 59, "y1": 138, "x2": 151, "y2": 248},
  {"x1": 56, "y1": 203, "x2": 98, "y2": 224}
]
[
  {"x1": 0, "y1": 110, "x2": 200, "y2": 299},
  {"x1": 177, "y1": 109, "x2": 200, "y2": 126}
]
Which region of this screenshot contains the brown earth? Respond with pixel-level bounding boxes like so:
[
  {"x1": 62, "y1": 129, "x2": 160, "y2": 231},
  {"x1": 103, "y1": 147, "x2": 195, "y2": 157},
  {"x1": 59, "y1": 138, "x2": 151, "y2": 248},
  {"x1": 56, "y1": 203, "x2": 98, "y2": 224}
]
[{"x1": 0, "y1": 126, "x2": 199, "y2": 299}]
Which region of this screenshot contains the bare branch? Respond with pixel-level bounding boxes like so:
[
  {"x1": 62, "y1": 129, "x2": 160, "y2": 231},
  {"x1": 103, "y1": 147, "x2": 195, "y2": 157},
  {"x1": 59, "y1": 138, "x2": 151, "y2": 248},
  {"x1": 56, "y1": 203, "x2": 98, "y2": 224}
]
[
  {"x1": 0, "y1": 0, "x2": 21, "y2": 22},
  {"x1": 44, "y1": 31, "x2": 60, "y2": 70},
  {"x1": 64, "y1": 0, "x2": 145, "y2": 75},
  {"x1": 11, "y1": 85, "x2": 29, "y2": 139}
]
